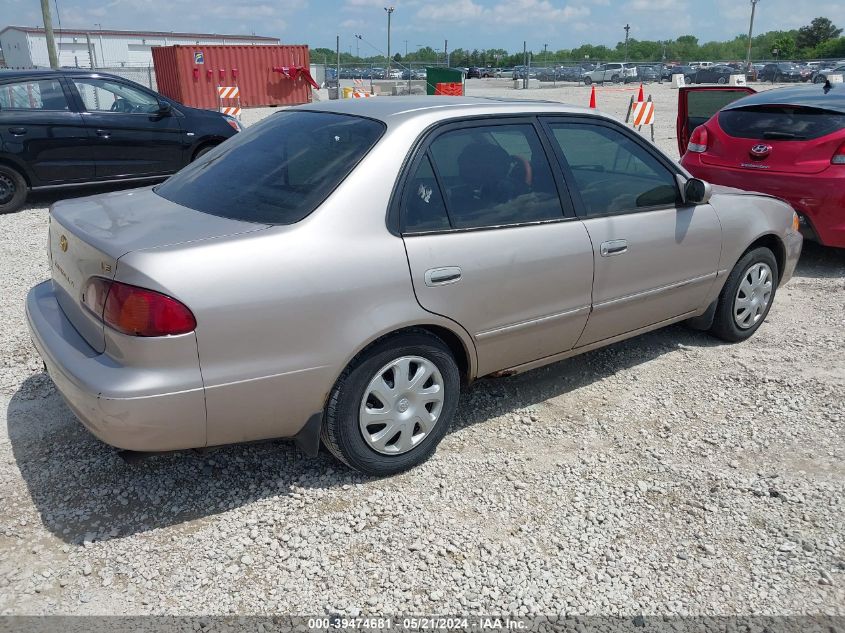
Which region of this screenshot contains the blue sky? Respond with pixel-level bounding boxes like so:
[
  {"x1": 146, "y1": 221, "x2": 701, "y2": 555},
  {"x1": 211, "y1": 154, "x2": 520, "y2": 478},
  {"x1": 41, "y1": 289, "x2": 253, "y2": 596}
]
[{"x1": 4, "y1": 0, "x2": 845, "y2": 53}]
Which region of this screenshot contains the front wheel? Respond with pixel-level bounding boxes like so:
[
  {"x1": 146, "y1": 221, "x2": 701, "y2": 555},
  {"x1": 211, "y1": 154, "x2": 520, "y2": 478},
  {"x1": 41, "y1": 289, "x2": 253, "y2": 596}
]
[
  {"x1": 710, "y1": 247, "x2": 779, "y2": 342},
  {"x1": 717, "y1": 76, "x2": 728, "y2": 84},
  {"x1": 610, "y1": 74, "x2": 621, "y2": 83},
  {"x1": 321, "y1": 331, "x2": 461, "y2": 476},
  {"x1": 583, "y1": 76, "x2": 592, "y2": 85},
  {"x1": 0, "y1": 165, "x2": 27, "y2": 215}
]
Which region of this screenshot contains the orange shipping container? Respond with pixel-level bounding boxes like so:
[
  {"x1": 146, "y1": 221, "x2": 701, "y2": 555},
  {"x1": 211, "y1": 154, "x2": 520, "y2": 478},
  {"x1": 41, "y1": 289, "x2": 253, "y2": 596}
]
[{"x1": 151, "y1": 44, "x2": 312, "y2": 110}]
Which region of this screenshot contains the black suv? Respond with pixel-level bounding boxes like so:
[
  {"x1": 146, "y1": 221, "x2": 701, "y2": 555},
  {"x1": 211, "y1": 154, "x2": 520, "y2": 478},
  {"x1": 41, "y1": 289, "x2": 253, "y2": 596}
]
[{"x1": 0, "y1": 69, "x2": 241, "y2": 214}]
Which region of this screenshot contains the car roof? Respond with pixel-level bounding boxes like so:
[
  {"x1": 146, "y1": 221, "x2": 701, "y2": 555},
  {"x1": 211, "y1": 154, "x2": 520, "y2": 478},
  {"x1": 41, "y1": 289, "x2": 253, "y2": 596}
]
[
  {"x1": 0, "y1": 68, "x2": 125, "y2": 81},
  {"x1": 294, "y1": 96, "x2": 601, "y2": 125},
  {"x1": 722, "y1": 84, "x2": 845, "y2": 114}
]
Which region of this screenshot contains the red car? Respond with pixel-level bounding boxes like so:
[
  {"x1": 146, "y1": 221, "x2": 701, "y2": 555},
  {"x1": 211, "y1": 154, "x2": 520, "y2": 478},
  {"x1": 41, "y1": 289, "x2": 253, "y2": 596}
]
[{"x1": 678, "y1": 85, "x2": 845, "y2": 248}]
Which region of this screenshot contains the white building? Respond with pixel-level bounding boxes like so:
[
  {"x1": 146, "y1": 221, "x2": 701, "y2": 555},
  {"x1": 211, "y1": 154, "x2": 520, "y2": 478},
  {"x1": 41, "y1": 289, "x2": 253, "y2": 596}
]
[{"x1": 0, "y1": 26, "x2": 280, "y2": 69}]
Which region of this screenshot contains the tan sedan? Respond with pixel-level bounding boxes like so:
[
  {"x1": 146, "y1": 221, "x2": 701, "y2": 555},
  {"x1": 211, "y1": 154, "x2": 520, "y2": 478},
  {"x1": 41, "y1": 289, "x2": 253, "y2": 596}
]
[{"x1": 27, "y1": 97, "x2": 802, "y2": 475}]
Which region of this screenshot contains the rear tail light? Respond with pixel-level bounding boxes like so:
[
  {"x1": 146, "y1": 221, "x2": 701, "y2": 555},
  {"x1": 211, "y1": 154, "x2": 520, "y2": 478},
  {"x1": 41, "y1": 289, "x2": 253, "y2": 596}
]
[
  {"x1": 687, "y1": 126, "x2": 709, "y2": 153},
  {"x1": 833, "y1": 140, "x2": 845, "y2": 164},
  {"x1": 83, "y1": 278, "x2": 196, "y2": 337}
]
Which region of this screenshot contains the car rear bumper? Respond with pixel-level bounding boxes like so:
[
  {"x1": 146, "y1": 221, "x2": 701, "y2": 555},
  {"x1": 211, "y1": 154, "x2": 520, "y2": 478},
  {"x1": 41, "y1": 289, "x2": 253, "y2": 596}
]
[
  {"x1": 26, "y1": 280, "x2": 207, "y2": 452},
  {"x1": 681, "y1": 157, "x2": 845, "y2": 248}
]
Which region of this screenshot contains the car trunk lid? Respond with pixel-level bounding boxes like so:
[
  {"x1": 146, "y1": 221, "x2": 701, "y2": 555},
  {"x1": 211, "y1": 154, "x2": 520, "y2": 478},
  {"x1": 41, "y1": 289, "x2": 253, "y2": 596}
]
[
  {"x1": 700, "y1": 105, "x2": 845, "y2": 174},
  {"x1": 49, "y1": 186, "x2": 268, "y2": 353}
]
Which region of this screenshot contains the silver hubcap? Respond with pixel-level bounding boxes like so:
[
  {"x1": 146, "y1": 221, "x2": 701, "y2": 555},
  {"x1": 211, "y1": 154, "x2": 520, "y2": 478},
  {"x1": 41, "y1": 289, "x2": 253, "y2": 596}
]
[
  {"x1": 359, "y1": 356, "x2": 444, "y2": 455},
  {"x1": 734, "y1": 262, "x2": 773, "y2": 329}
]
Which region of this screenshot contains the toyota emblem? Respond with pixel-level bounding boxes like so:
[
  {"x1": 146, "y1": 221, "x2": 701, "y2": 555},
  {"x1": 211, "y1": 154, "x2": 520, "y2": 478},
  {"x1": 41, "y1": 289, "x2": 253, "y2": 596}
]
[{"x1": 749, "y1": 144, "x2": 772, "y2": 158}]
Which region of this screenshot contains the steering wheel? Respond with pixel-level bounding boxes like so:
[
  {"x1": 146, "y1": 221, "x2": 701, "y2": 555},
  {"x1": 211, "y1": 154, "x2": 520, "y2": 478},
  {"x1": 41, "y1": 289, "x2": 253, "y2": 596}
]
[{"x1": 110, "y1": 98, "x2": 131, "y2": 113}]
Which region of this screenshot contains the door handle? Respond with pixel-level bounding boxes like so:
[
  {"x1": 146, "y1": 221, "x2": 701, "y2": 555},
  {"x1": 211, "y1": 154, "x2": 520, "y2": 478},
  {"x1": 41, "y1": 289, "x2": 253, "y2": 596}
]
[
  {"x1": 95, "y1": 129, "x2": 111, "y2": 138},
  {"x1": 8, "y1": 127, "x2": 27, "y2": 135},
  {"x1": 600, "y1": 239, "x2": 628, "y2": 257},
  {"x1": 424, "y1": 266, "x2": 462, "y2": 286}
]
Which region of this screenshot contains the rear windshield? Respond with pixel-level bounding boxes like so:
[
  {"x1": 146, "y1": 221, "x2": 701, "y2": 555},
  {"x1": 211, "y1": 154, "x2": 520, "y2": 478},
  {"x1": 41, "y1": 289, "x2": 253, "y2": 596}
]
[
  {"x1": 718, "y1": 105, "x2": 845, "y2": 140},
  {"x1": 155, "y1": 111, "x2": 385, "y2": 224}
]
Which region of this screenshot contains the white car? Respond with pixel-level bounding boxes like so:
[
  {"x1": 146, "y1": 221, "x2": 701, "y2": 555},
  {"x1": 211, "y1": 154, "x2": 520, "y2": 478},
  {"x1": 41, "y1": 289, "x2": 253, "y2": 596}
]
[{"x1": 582, "y1": 63, "x2": 637, "y2": 84}]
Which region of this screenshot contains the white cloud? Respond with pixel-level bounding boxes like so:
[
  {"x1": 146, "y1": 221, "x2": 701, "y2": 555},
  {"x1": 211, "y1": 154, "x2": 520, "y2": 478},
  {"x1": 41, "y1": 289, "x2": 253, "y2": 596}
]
[
  {"x1": 414, "y1": 0, "x2": 485, "y2": 21},
  {"x1": 413, "y1": 0, "x2": 588, "y2": 26}
]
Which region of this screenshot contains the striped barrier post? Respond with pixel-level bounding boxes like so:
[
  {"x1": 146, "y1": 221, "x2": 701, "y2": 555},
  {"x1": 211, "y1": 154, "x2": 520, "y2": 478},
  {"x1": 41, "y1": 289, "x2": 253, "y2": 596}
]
[{"x1": 217, "y1": 86, "x2": 241, "y2": 119}]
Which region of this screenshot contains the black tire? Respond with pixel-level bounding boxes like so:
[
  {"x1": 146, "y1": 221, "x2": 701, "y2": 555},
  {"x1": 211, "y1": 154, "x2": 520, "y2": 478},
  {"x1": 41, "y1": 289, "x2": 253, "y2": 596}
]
[
  {"x1": 192, "y1": 144, "x2": 217, "y2": 161},
  {"x1": 321, "y1": 331, "x2": 461, "y2": 476},
  {"x1": 717, "y1": 76, "x2": 727, "y2": 84},
  {"x1": 710, "y1": 247, "x2": 779, "y2": 343},
  {"x1": 583, "y1": 76, "x2": 592, "y2": 85},
  {"x1": 610, "y1": 74, "x2": 621, "y2": 83},
  {"x1": 0, "y1": 164, "x2": 27, "y2": 215}
]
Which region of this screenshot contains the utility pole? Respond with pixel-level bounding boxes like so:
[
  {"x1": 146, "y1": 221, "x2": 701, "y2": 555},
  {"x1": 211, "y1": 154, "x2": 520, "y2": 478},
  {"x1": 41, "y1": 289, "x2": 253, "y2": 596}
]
[
  {"x1": 624, "y1": 24, "x2": 631, "y2": 63},
  {"x1": 523, "y1": 40, "x2": 527, "y2": 89},
  {"x1": 336, "y1": 34, "x2": 340, "y2": 92},
  {"x1": 355, "y1": 34, "x2": 360, "y2": 59},
  {"x1": 39, "y1": 0, "x2": 60, "y2": 69},
  {"x1": 444, "y1": 39, "x2": 448, "y2": 67},
  {"x1": 86, "y1": 32, "x2": 95, "y2": 69},
  {"x1": 404, "y1": 39, "x2": 408, "y2": 58},
  {"x1": 745, "y1": 0, "x2": 760, "y2": 72},
  {"x1": 544, "y1": 43, "x2": 548, "y2": 68},
  {"x1": 384, "y1": 6, "x2": 394, "y2": 79}
]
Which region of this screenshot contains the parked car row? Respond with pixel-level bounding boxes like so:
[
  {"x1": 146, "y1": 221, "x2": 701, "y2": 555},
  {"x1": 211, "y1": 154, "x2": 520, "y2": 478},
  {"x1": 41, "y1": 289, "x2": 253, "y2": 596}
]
[{"x1": 0, "y1": 69, "x2": 241, "y2": 214}]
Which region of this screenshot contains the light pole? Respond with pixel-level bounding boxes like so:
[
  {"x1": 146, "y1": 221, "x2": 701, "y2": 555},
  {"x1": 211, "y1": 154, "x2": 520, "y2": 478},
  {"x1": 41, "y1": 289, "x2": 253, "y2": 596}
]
[
  {"x1": 745, "y1": 0, "x2": 760, "y2": 73},
  {"x1": 354, "y1": 33, "x2": 361, "y2": 60},
  {"x1": 624, "y1": 24, "x2": 630, "y2": 63},
  {"x1": 384, "y1": 6, "x2": 394, "y2": 79}
]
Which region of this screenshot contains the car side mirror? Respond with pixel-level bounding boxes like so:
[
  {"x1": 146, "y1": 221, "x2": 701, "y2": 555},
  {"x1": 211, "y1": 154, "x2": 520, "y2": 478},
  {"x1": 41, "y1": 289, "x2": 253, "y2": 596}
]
[
  {"x1": 683, "y1": 177, "x2": 712, "y2": 205},
  {"x1": 157, "y1": 100, "x2": 172, "y2": 114}
]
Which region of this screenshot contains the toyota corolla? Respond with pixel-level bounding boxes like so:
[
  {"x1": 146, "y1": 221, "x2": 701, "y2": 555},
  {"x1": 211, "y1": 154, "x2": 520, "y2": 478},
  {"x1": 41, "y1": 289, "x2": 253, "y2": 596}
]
[{"x1": 27, "y1": 97, "x2": 802, "y2": 475}]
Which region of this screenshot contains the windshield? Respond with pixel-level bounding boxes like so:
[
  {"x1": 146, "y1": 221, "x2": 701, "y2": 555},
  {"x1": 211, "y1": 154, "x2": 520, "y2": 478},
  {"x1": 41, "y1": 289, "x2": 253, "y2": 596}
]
[{"x1": 155, "y1": 111, "x2": 385, "y2": 224}]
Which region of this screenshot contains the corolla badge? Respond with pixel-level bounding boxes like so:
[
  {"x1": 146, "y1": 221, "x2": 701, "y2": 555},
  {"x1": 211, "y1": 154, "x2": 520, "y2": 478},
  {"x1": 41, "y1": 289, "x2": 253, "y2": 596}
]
[
  {"x1": 749, "y1": 144, "x2": 772, "y2": 158},
  {"x1": 59, "y1": 235, "x2": 68, "y2": 252}
]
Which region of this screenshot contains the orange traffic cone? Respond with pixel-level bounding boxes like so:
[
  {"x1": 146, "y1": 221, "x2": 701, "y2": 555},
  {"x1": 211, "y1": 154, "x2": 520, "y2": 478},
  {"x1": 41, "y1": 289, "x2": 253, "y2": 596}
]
[
  {"x1": 637, "y1": 83, "x2": 644, "y2": 102},
  {"x1": 589, "y1": 85, "x2": 596, "y2": 109}
]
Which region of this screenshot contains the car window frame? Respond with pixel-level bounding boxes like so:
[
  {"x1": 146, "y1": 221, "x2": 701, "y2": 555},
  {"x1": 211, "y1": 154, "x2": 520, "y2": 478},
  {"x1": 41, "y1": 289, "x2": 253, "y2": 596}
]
[
  {"x1": 538, "y1": 114, "x2": 685, "y2": 220},
  {"x1": 0, "y1": 75, "x2": 76, "y2": 112},
  {"x1": 390, "y1": 115, "x2": 578, "y2": 237}
]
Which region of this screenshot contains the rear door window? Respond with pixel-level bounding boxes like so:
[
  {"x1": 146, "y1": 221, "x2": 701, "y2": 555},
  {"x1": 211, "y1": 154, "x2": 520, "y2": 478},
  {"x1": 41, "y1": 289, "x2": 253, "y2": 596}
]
[
  {"x1": 155, "y1": 111, "x2": 385, "y2": 224},
  {"x1": 0, "y1": 79, "x2": 69, "y2": 111},
  {"x1": 719, "y1": 106, "x2": 845, "y2": 140},
  {"x1": 425, "y1": 123, "x2": 564, "y2": 230}
]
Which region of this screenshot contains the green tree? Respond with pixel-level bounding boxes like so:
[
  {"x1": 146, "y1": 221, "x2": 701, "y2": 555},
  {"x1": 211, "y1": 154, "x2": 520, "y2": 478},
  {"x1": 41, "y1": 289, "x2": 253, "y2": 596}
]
[
  {"x1": 797, "y1": 17, "x2": 842, "y2": 50},
  {"x1": 771, "y1": 35, "x2": 796, "y2": 59},
  {"x1": 813, "y1": 36, "x2": 845, "y2": 59}
]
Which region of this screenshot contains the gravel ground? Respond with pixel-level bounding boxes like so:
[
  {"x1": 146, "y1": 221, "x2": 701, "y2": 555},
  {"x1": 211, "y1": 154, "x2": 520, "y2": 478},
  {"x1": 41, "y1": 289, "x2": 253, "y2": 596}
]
[{"x1": 1, "y1": 81, "x2": 843, "y2": 618}]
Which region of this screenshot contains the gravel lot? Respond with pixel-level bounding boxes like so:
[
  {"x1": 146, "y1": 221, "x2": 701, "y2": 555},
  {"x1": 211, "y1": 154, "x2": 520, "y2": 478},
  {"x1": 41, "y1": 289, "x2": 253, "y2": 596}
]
[{"x1": 1, "y1": 81, "x2": 843, "y2": 618}]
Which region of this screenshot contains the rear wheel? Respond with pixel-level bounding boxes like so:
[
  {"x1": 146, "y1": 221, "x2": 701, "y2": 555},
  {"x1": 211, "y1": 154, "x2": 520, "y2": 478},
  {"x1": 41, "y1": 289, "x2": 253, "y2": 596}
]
[
  {"x1": 710, "y1": 247, "x2": 779, "y2": 342},
  {"x1": 321, "y1": 331, "x2": 460, "y2": 476},
  {"x1": 717, "y1": 76, "x2": 728, "y2": 84},
  {"x1": 610, "y1": 74, "x2": 621, "y2": 83},
  {"x1": 192, "y1": 144, "x2": 217, "y2": 161},
  {"x1": 0, "y1": 165, "x2": 27, "y2": 215}
]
